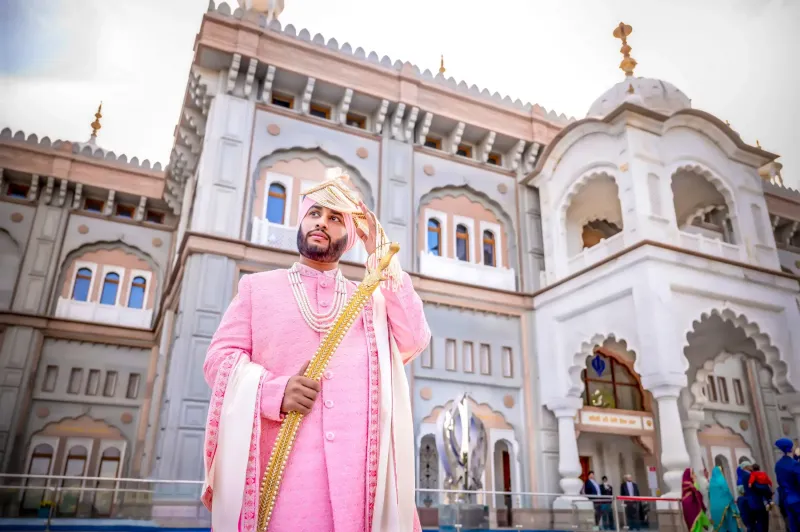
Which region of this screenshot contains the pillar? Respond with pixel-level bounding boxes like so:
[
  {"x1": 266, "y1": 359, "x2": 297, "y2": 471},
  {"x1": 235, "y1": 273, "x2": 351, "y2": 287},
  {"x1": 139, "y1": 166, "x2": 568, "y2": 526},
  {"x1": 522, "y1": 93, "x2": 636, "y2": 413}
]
[
  {"x1": 549, "y1": 397, "x2": 585, "y2": 509},
  {"x1": 652, "y1": 384, "x2": 692, "y2": 500},
  {"x1": 682, "y1": 409, "x2": 709, "y2": 498}
]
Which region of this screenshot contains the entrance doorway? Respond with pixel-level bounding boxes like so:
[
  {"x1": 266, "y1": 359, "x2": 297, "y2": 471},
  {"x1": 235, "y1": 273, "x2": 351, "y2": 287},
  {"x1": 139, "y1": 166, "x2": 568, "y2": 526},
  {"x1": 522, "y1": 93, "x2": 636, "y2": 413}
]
[{"x1": 580, "y1": 456, "x2": 592, "y2": 483}]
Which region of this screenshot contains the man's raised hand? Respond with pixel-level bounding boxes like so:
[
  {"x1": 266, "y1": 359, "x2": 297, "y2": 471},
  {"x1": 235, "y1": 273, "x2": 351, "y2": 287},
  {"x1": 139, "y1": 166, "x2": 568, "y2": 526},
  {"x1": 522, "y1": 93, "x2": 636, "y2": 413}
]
[{"x1": 280, "y1": 360, "x2": 320, "y2": 415}]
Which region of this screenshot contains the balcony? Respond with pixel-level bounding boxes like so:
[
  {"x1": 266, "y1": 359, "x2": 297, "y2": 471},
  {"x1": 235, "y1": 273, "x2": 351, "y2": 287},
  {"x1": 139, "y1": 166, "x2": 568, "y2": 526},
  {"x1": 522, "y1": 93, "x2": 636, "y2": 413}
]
[
  {"x1": 678, "y1": 231, "x2": 741, "y2": 261},
  {"x1": 55, "y1": 298, "x2": 154, "y2": 329},
  {"x1": 418, "y1": 251, "x2": 516, "y2": 291},
  {"x1": 250, "y1": 217, "x2": 367, "y2": 264},
  {"x1": 567, "y1": 231, "x2": 626, "y2": 274}
]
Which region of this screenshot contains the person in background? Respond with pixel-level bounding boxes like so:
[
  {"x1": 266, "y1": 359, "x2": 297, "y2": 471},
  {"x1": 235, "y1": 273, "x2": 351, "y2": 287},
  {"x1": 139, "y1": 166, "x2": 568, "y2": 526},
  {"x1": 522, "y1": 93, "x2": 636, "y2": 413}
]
[
  {"x1": 709, "y1": 466, "x2": 744, "y2": 532},
  {"x1": 776, "y1": 438, "x2": 800, "y2": 532},
  {"x1": 682, "y1": 468, "x2": 711, "y2": 532},
  {"x1": 600, "y1": 475, "x2": 614, "y2": 530},
  {"x1": 737, "y1": 461, "x2": 754, "y2": 531},
  {"x1": 621, "y1": 474, "x2": 643, "y2": 531},
  {"x1": 747, "y1": 464, "x2": 774, "y2": 532},
  {"x1": 584, "y1": 470, "x2": 603, "y2": 527}
]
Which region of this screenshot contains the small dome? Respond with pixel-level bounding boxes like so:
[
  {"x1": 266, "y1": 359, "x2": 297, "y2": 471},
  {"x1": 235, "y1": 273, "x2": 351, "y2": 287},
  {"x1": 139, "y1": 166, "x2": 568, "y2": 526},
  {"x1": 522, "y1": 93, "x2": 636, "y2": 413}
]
[{"x1": 587, "y1": 77, "x2": 691, "y2": 118}]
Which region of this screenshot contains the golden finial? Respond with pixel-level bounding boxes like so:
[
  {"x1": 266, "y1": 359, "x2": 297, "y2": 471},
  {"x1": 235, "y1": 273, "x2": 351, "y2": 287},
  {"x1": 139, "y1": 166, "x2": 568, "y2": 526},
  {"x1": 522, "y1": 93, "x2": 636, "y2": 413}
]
[
  {"x1": 756, "y1": 139, "x2": 762, "y2": 148},
  {"x1": 613, "y1": 22, "x2": 637, "y2": 77},
  {"x1": 90, "y1": 102, "x2": 103, "y2": 139},
  {"x1": 439, "y1": 54, "x2": 446, "y2": 75},
  {"x1": 725, "y1": 120, "x2": 731, "y2": 126}
]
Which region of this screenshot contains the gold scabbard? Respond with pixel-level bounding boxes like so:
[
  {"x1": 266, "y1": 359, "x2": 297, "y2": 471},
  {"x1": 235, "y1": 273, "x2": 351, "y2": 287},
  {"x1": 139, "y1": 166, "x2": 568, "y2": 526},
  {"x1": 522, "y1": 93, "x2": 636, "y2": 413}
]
[{"x1": 256, "y1": 243, "x2": 400, "y2": 531}]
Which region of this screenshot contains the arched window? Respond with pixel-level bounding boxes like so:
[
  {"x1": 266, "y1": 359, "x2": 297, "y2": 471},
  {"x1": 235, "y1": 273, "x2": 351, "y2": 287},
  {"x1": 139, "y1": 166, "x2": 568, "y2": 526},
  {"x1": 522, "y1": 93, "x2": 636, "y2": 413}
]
[
  {"x1": 20, "y1": 443, "x2": 54, "y2": 513},
  {"x1": 266, "y1": 183, "x2": 287, "y2": 224},
  {"x1": 483, "y1": 230, "x2": 496, "y2": 266},
  {"x1": 427, "y1": 219, "x2": 441, "y2": 256},
  {"x1": 58, "y1": 445, "x2": 88, "y2": 515},
  {"x1": 582, "y1": 351, "x2": 643, "y2": 411},
  {"x1": 99, "y1": 272, "x2": 120, "y2": 305},
  {"x1": 71, "y1": 268, "x2": 92, "y2": 301},
  {"x1": 127, "y1": 276, "x2": 147, "y2": 309},
  {"x1": 93, "y1": 447, "x2": 122, "y2": 516},
  {"x1": 456, "y1": 224, "x2": 470, "y2": 262}
]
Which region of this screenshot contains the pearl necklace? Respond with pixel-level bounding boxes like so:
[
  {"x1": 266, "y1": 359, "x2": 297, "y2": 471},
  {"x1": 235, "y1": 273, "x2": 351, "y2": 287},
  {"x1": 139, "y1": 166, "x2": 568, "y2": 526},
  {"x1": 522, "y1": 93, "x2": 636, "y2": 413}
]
[{"x1": 288, "y1": 264, "x2": 347, "y2": 333}]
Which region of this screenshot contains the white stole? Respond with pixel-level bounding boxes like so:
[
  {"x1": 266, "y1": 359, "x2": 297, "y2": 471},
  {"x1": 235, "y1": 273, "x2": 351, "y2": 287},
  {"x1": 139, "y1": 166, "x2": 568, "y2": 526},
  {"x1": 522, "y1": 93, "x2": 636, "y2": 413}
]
[
  {"x1": 371, "y1": 289, "x2": 416, "y2": 532},
  {"x1": 203, "y1": 357, "x2": 264, "y2": 532}
]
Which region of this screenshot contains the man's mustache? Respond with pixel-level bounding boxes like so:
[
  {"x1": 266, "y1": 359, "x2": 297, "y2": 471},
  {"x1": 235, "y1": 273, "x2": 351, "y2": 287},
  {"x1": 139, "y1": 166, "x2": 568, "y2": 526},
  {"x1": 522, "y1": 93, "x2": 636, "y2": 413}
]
[{"x1": 307, "y1": 229, "x2": 330, "y2": 241}]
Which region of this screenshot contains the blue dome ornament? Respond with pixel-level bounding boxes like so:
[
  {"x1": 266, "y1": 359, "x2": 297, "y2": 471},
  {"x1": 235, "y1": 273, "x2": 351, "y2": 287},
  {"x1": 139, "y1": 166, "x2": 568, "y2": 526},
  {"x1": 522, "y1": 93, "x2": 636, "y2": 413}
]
[{"x1": 591, "y1": 354, "x2": 606, "y2": 377}]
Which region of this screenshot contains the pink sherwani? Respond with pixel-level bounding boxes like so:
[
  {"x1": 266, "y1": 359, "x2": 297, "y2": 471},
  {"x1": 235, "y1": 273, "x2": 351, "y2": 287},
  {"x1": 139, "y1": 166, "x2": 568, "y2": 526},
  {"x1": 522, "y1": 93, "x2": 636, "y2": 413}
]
[{"x1": 203, "y1": 263, "x2": 430, "y2": 531}]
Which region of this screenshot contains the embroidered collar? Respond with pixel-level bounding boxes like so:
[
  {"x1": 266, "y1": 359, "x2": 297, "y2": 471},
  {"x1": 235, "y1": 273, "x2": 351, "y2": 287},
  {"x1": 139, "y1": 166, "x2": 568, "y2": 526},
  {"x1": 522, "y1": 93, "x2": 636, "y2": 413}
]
[{"x1": 292, "y1": 262, "x2": 340, "y2": 278}]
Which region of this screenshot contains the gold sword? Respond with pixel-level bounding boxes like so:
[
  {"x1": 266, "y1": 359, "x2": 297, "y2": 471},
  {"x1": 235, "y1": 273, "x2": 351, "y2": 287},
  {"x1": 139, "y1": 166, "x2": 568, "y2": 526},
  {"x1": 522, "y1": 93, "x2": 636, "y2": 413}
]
[{"x1": 257, "y1": 243, "x2": 400, "y2": 531}]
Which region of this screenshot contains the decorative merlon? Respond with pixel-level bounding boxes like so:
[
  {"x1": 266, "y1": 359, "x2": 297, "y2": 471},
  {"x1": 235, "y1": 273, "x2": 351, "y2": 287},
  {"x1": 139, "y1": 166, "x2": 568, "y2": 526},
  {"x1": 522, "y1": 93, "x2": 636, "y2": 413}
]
[
  {"x1": 477, "y1": 131, "x2": 496, "y2": 163},
  {"x1": 43, "y1": 176, "x2": 55, "y2": 204},
  {"x1": 28, "y1": 175, "x2": 39, "y2": 201},
  {"x1": 416, "y1": 112, "x2": 433, "y2": 145},
  {"x1": 403, "y1": 106, "x2": 419, "y2": 143},
  {"x1": 390, "y1": 103, "x2": 406, "y2": 140},
  {"x1": 373, "y1": 99, "x2": 389, "y2": 134},
  {"x1": 260, "y1": 65, "x2": 276, "y2": 103},
  {"x1": 300, "y1": 77, "x2": 316, "y2": 114},
  {"x1": 227, "y1": 53, "x2": 242, "y2": 94},
  {"x1": 506, "y1": 140, "x2": 525, "y2": 172},
  {"x1": 445, "y1": 122, "x2": 465, "y2": 154},
  {"x1": 337, "y1": 88, "x2": 353, "y2": 125},
  {"x1": 72, "y1": 184, "x2": 83, "y2": 209},
  {"x1": 244, "y1": 58, "x2": 258, "y2": 97},
  {"x1": 103, "y1": 190, "x2": 116, "y2": 216}
]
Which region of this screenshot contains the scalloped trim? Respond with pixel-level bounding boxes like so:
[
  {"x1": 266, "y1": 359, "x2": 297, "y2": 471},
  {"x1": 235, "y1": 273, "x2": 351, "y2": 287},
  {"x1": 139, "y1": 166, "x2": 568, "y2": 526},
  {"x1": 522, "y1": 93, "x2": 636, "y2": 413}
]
[
  {"x1": 567, "y1": 333, "x2": 639, "y2": 396},
  {"x1": 684, "y1": 308, "x2": 792, "y2": 397}
]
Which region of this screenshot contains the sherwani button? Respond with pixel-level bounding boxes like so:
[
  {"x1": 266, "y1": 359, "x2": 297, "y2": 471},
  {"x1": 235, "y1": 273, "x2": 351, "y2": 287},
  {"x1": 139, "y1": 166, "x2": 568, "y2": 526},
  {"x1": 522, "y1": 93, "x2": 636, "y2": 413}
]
[
  {"x1": 320, "y1": 300, "x2": 329, "y2": 308},
  {"x1": 326, "y1": 431, "x2": 335, "y2": 441},
  {"x1": 325, "y1": 399, "x2": 334, "y2": 408},
  {"x1": 320, "y1": 280, "x2": 329, "y2": 288},
  {"x1": 324, "y1": 370, "x2": 333, "y2": 380}
]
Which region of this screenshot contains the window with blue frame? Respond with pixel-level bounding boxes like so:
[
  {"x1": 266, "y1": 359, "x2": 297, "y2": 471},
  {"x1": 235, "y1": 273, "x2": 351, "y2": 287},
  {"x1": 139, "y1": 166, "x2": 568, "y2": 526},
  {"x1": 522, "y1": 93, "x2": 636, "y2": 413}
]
[
  {"x1": 456, "y1": 224, "x2": 470, "y2": 261},
  {"x1": 127, "y1": 276, "x2": 147, "y2": 309},
  {"x1": 99, "y1": 272, "x2": 120, "y2": 305},
  {"x1": 427, "y1": 219, "x2": 441, "y2": 256},
  {"x1": 266, "y1": 183, "x2": 287, "y2": 224},
  {"x1": 482, "y1": 230, "x2": 496, "y2": 266},
  {"x1": 71, "y1": 268, "x2": 92, "y2": 301}
]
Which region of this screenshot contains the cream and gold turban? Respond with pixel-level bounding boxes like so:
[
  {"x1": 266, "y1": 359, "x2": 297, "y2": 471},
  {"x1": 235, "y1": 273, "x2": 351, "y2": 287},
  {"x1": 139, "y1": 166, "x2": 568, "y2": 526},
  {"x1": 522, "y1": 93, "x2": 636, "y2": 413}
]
[{"x1": 300, "y1": 169, "x2": 403, "y2": 291}]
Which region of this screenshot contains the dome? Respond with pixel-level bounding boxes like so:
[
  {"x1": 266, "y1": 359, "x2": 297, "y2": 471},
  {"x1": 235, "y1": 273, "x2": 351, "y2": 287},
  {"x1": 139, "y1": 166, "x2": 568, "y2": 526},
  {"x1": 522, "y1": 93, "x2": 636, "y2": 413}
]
[{"x1": 587, "y1": 77, "x2": 691, "y2": 118}]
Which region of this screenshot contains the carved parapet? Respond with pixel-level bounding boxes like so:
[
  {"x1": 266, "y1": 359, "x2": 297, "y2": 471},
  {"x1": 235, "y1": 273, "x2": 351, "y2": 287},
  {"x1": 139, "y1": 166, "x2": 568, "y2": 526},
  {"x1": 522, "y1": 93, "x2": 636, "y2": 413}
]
[{"x1": 205, "y1": 2, "x2": 577, "y2": 123}]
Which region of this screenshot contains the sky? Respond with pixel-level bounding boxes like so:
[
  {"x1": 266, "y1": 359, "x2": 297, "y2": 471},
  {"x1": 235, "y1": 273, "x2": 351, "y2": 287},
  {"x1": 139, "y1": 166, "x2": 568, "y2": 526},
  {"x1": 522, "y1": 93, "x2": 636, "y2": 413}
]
[{"x1": 0, "y1": 0, "x2": 798, "y2": 187}]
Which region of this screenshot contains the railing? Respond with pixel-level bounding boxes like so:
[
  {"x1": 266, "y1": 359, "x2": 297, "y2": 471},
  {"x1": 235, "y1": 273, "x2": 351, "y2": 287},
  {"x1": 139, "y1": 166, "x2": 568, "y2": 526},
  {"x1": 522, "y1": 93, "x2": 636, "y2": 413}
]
[
  {"x1": 568, "y1": 231, "x2": 626, "y2": 274},
  {"x1": 0, "y1": 473, "x2": 698, "y2": 531},
  {"x1": 418, "y1": 251, "x2": 517, "y2": 291},
  {"x1": 678, "y1": 231, "x2": 740, "y2": 261},
  {"x1": 54, "y1": 298, "x2": 154, "y2": 328}
]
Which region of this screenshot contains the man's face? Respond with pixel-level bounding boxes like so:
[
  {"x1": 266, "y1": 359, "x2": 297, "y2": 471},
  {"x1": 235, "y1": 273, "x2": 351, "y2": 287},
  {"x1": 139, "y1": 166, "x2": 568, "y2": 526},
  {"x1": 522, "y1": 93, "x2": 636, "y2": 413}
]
[
  {"x1": 588, "y1": 473, "x2": 594, "y2": 480},
  {"x1": 625, "y1": 475, "x2": 632, "y2": 482},
  {"x1": 297, "y1": 204, "x2": 349, "y2": 262}
]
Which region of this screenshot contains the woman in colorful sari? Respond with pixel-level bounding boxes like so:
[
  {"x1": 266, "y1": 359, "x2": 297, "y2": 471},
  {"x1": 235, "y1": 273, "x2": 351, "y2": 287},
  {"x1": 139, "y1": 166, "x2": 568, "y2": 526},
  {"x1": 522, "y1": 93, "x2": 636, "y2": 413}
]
[
  {"x1": 709, "y1": 467, "x2": 743, "y2": 532},
  {"x1": 683, "y1": 468, "x2": 712, "y2": 532}
]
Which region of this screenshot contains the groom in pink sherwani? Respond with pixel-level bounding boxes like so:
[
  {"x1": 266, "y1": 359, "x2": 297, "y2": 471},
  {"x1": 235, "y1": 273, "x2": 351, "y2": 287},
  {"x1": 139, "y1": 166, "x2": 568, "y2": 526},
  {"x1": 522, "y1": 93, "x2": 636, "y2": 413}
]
[{"x1": 201, "y1": 176, "x2": 431, "y2": 531}]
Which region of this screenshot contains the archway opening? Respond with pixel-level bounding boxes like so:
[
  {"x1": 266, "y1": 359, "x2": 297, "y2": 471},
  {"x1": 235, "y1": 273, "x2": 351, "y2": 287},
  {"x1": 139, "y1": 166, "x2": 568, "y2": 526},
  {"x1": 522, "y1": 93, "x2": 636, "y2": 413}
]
[
  {"x1": 671, "y1": 168, "x2": 734, "y2": 244},
  {"x1": 564, "y1": 174, "x2": 623, "y2": 257}
]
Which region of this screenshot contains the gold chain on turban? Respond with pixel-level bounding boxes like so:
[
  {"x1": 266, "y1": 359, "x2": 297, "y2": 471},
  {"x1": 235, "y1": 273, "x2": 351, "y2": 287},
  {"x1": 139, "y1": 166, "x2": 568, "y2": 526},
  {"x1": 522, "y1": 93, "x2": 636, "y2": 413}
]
[{"x1": 301, "y1": 171, "x2": 403, "y2": 291}]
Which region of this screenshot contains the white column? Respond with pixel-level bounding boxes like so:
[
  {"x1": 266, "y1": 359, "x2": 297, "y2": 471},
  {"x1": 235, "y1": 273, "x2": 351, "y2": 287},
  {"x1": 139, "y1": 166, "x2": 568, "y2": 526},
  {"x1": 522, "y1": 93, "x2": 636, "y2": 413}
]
[
  {"x1": 550, "y1": 397, "x2": 586, "y2": 509},
  {"x1": 652, "y1": 384, "x2": 692, "y2": 501},
  {"x1": 683, "y1": 409, "x2": 709, "y2": 499},
  {"x1": 789, "y1": 405, "x2": 800, "y2": 440}
]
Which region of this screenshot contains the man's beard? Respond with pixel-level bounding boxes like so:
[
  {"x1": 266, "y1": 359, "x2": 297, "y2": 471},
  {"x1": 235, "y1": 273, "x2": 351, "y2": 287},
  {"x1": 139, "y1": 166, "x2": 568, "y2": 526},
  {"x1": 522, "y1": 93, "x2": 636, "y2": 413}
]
[{"x1": 297, "y1": 227, "x2": 348, "y2": 262}]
